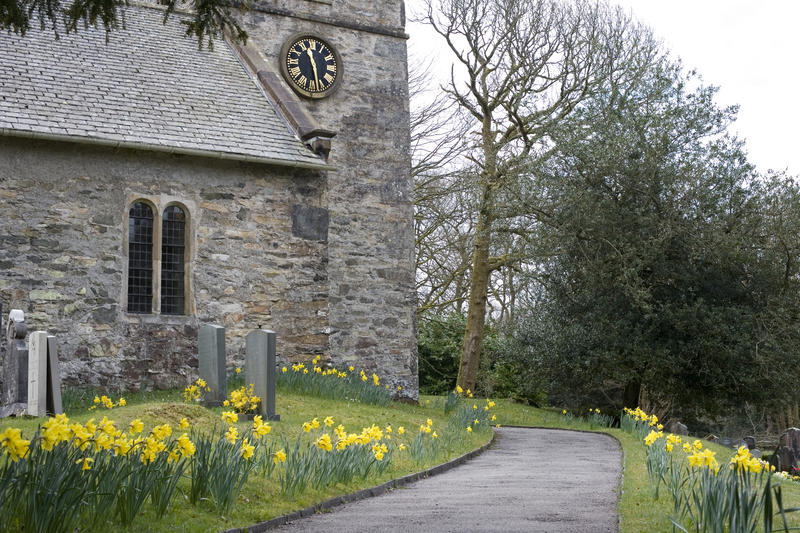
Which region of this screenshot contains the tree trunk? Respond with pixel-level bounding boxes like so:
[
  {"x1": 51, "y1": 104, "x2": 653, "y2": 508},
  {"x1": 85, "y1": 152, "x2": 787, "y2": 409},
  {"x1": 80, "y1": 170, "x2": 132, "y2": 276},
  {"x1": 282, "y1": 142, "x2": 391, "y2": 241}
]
[{"x1": 457, "y1": 182, "x2": 494, "y2": 391}]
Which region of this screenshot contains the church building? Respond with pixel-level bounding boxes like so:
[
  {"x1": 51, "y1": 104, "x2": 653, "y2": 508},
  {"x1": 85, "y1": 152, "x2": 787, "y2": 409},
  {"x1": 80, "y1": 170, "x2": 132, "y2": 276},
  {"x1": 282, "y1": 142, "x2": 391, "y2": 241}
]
[{"x1": 0, "y1": 1, "x2": 418, "y2": 397}]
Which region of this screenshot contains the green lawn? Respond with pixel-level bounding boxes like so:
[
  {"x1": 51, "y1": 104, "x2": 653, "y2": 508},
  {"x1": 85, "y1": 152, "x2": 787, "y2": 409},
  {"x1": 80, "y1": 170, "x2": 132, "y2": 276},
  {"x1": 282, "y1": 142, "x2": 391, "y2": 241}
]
[{"x1": 4, "y1": 391, "x2": 800, "y2": 532}]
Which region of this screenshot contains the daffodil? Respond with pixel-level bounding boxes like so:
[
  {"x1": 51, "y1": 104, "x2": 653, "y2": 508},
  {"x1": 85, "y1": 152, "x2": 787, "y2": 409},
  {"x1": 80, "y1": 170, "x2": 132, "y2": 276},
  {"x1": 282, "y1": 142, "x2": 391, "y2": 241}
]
[
  {"x1": 129, "y1": 418, "x2": 144, "y2": 436},
  {"x1": 274, "y1": 448, "x2": 287, "y2": 463},
  {"x1": 177, "y1": 433, "x2": 195, "y2": 457},
  {"x1": 315, "y1": 433, "x2": 333, "y2": 452},
  {"x1": 0, "y1": 428, "x2": 30, "y2": 462},
  {"x1": 224, "y1": 426, "x2": 239, "y2": 444},
  {"x1": 179, "y1": 417, "x2": 190, "y2": 429},
  {"x1": 241, "y1": 438, "x2": 255, "y2": 460}
]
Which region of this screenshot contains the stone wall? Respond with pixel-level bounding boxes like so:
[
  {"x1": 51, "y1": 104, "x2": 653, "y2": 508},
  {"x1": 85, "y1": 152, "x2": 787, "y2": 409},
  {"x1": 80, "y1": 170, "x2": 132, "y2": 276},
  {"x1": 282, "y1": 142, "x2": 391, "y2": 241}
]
[
  {"x1": 0, "y1": 0, "x2": 419, "y2": 399},
  {"x1": 0, "y1": 137, "x2": 328, "y2": 391},
  {"x1": 241, "y1": 0, "x2": 418, "y2": 397}
]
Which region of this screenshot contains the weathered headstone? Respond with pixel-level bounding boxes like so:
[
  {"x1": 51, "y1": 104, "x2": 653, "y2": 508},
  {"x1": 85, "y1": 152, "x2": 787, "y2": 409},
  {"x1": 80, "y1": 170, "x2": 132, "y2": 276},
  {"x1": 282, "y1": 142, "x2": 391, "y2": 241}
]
[
  {"x1": 199, "y1": 324, "x2": 226, "y2": 406},
  {"x1": 3, "y1": 309, "x2": 28, "y2": 408},
  {"x1": 775, "y1": 446, "x2": 796, "y2": 472},
  {"x1": 744, "y1": 436, "x2": 756, "y2": 450},
  {"x1": 46, "y1": 335, "x2": 63, "y2": 415},
  {"x1": 27, "y1": 331, "x2": 48, "y2": 417},
  {"x1": 245, "y1": 329, "x2": 280, "y2": 420},
  {"x1": 720, "y1": 437, "x2": 734, "y2": 449},
  {"x1": 751, "y1": 449, "x2": 763, "y2": 459},
  {"x1": 666, "y1": 420, "x2": 688, "y2": 436}
]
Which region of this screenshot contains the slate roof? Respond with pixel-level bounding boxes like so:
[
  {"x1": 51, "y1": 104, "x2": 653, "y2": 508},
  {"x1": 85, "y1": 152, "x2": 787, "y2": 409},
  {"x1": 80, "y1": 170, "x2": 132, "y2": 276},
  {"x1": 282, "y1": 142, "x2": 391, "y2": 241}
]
[{"x1": 0, "y1": 5, "x2": 330, "y2": 169}]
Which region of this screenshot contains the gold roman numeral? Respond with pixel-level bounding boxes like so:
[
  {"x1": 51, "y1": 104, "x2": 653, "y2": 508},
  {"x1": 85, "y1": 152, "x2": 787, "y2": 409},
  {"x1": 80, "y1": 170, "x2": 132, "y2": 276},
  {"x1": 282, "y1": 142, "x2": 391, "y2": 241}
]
[
  {"x1": 323, "y1": 72, "x2": 334, "y2": 84},
  {"x1": 289, "y1": 66, "x2": 301, "y2": 78},
  {"x1": 287, "y1": 57, "x2": 299, "y2": 66},
  {"x1": 327, "y1": 64, "x2": 337, "y2": 73},
  {"x1": 297, "y1": 75, "x2": 308, "y2": 87}
]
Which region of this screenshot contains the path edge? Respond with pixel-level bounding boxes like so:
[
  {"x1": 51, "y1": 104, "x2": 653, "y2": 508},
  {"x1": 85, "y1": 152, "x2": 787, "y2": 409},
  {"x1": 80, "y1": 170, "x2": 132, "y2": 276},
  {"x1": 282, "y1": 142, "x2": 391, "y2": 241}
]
[{"x1": 223, "y1": 430, "x2": 498, "y2": 533}]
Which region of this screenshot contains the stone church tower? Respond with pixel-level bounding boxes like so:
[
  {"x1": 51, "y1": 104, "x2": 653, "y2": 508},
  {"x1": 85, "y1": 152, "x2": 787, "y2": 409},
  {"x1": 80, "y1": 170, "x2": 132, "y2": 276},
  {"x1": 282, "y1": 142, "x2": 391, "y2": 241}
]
[
  {"x1": 237, "y1": 1, "x2": 417, "y2": 391},
  {"x1": 0, "y1": 1, "x2": 417, "y2": 397}
]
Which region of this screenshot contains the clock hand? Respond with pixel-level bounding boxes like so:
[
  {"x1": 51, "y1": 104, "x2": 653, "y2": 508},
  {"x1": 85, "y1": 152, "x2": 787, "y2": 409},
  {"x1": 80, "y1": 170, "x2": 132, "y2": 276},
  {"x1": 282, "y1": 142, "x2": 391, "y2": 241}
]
[{"x1": 306, "y1": 48, "x2": 320, "y2": 87}]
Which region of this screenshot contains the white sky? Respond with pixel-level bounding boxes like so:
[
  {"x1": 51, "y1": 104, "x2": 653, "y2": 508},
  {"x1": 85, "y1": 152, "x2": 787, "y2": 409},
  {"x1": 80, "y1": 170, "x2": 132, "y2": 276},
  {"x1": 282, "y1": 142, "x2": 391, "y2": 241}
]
[{"x1": 406, "y1": 0, "x2": 800, "y2": 177}]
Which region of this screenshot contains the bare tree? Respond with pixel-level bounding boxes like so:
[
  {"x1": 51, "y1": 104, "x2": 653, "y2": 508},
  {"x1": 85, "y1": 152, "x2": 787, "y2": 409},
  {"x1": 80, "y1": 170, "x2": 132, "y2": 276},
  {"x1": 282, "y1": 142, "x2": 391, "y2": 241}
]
[
  {"x1": 409, "y1": 56, "x2": 476, "y2": 314},
  {"x1": 422, "y1": 0, "x2": 658, "y2": 391}
]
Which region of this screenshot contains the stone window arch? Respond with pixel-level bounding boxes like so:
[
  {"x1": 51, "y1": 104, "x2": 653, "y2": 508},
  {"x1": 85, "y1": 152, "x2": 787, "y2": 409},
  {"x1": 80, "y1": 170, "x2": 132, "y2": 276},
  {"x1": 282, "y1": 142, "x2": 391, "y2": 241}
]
[{"x1": 124, "y1": 198, "x2": 193, "y2": 317}]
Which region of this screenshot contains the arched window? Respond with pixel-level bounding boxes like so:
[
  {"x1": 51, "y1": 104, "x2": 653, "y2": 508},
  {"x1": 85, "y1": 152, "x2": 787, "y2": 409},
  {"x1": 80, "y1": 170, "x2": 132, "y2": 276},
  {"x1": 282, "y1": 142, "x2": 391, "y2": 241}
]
[
  {"x1": 161, "y1": 205, "x2": 186, "y2": 315},
  {"x1": 127, "y1": 202, "x2": 154, "y2": 313}
]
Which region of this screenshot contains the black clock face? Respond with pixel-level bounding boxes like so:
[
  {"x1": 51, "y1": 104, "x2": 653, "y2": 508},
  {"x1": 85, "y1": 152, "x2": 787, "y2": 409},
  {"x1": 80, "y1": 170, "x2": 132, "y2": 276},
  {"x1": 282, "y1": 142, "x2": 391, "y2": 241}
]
[{"x1": 283, "y1": 36, "x2": 340, "y2": 99}]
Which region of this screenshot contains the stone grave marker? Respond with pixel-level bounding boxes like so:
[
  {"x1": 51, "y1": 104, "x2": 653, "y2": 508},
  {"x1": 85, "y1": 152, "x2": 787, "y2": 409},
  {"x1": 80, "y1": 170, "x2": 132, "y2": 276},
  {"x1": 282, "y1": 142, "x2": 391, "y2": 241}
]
[
  {"x1": 46, "y1": 335, "x2": 63, "y2": 415},
  {"x1": 27, "y1": 331, "x2": 48, "y2": 417},
  {"x1": 3, "y1": 309, "x2": 28, "y2": 407},
  {"x1": 245, "y1": 329, "x2": 280, "y2": 420},
  {"x1": 744, "y1": 436, "x2": 756, "y2": 450},
  {"x1": 199, "y1": 324, "x2": 226, "y2": 406}
]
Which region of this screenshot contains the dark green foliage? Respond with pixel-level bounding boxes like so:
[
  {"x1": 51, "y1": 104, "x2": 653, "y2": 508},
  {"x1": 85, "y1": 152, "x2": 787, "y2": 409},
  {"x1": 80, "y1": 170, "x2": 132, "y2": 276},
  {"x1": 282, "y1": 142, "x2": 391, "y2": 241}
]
[
  {"x1": 418, "y1": 312, "x2": 547, "y2": 403},
  {"x1": 417, "y1": 313, "x2": 464, "y2": 395},
  {"x1": 519, "y1": 57, "x2": 800, "y2": 416},
  {"x1": 1, "y1": 0, "x2": 246, "y2": 47}
]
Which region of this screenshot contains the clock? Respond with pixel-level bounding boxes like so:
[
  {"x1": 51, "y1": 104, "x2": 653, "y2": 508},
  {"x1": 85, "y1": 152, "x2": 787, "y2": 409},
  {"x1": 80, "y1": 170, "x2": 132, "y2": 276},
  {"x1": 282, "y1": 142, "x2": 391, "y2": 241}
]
[{"x1": 280, "y1": 35, "x2": 341, "y2": 99}]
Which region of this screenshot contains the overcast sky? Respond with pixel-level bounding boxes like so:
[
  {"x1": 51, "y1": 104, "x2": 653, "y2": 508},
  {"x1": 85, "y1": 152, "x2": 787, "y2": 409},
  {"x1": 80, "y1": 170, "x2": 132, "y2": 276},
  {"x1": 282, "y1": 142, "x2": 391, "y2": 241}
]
[{"x1": 406, "y1": 0, "x2": 800, "y2": 177}]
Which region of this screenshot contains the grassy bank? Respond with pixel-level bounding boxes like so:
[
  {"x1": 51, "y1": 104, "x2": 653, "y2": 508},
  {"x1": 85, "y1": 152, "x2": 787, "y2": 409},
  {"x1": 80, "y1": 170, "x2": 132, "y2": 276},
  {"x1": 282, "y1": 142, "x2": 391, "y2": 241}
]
[
  {"x1": 1, "y1": 387, "x2": 492, "y2": 532},
  {"x1": 6, "y1": 391, "x2": 800, "y2": 531}
]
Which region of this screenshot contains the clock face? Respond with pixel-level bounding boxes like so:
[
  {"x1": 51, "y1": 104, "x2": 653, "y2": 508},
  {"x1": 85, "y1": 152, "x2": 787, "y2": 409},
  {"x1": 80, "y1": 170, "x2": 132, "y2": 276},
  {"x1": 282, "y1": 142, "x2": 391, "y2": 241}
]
[{"x1": 282, "y1": 36, "x2": 340, "y2": 99}]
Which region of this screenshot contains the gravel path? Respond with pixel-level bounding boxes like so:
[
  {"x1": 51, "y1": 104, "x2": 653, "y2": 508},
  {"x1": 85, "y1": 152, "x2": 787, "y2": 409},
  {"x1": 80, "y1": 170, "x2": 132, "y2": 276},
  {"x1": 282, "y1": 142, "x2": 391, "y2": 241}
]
[{"x1": 269, "y1": 427, "x2": 622, "y2": 533}]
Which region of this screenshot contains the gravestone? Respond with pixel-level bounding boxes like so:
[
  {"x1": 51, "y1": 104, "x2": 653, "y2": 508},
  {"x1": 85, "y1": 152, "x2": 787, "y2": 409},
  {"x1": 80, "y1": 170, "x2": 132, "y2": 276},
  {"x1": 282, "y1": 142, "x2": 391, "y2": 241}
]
[
  {"x1": 245, "y1": 329, "x2": 280, "y2": 421},
  {"x1": 720, "y1": 437, "x2": 734, "y2": 449},
  {"x1": 199, "y1": 324, "x2": 226, "y2": 406},
  {"x1": 666, "y1": 420, "x2": 688, "y2": 435},
  {"x1": 27, "y1": 331, "x2": 48, "y2": 417},
  {"x1": 46, "y1": 335, "x2": 63, "y2": 415},
  {"x1": 751, "y1": 449, "x2": 763, "y2": 459},
  {"x1": 775, "y1": 446, "x2": 796, "y2": 472},
  {"x1": 744, "y1": 436, "x2": 756, "y2": 450},
  {"x1": 2, "y1": 310, "x2": 28, "y2": 408}
]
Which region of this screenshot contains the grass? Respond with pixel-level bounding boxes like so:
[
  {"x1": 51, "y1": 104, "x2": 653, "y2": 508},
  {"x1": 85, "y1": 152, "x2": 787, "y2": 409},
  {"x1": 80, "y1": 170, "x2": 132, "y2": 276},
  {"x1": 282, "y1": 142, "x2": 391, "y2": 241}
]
[
  {"x1": 476, "y1": 397, "x2": 800, "y2": 532},
  {"x1": 6, "y1": 391, "x2": 800, "y2": 531},
  {"x1": 1, "y1": 386, "x2": 492, "y2": 532}
]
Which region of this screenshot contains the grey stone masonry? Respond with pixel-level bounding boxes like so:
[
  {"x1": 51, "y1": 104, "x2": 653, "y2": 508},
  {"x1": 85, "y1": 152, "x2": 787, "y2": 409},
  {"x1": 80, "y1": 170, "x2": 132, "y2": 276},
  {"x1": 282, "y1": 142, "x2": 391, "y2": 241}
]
[
  {"x1": 245, "y1": 329, "x2": 279, "y2": 420},
  {"x1": 199, "y1": 325, "x2": 227, "y2": 406},
  {"x1": 0, "y1": 137, "x2": 328, "y2": 392},
  {"x1": 240, "y1": 0, "x2": 418, "y2": 398}
]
